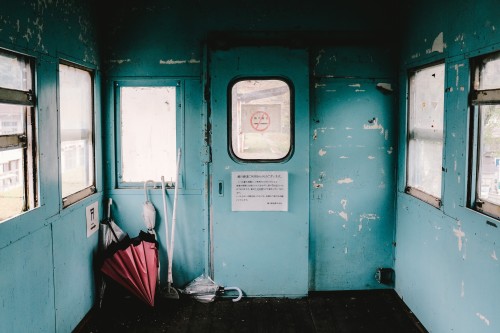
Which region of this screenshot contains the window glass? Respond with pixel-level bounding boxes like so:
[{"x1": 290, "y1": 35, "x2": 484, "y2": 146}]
[
  {"x1": 0, "y1": 148, "x2": 25, "y2": 220},
  {"x1": 0, "y1": 50, "x2": 32, "y2": 90},
  {"x1": 406, "y1": 63, "x2": 445, "y2": 205},
  {"x1": 59, "y1": 63, "x2": 95, "y2": 204},
  {"x1": 119, "y1": 86, "x2": 177, "y2": 185},
  {"x1": 0, "y1": 49, "x2": 37, "y2": 222},
  {"x1": 0, "y1": 104, "x2": 24, "y2": 135},
  {"x1": 471, "y1": 51, "x2": 500, "y2": 218},
  {"x1": 230, "y1": 79, "x2": 292, "y2": 161}
]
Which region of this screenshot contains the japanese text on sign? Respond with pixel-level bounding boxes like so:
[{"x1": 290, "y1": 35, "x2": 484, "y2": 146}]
[{"x1": 232, "y1": 171, "x2": 288, "y2": 211}]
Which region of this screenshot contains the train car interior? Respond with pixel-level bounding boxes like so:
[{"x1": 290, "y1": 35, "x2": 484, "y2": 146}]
[{"x1": 1, "y1": 0, "x2": 499, "y2": 332}]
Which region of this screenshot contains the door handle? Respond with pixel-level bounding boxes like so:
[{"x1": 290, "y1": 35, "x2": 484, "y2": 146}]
[{"x1": 218, "y1": 180, "x2": 224, "y2": 197}]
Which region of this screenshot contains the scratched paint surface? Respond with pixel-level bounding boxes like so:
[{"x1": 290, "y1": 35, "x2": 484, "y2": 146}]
[
  {"x1": 0, "y1": 1, "x2": 100, "y2": 332},
  {"x1": 395, "y1": 0, "x2": 500, "y2": 332},
  {"x1": 309, "y1": 47, "x2": 396, "y2": 290}
]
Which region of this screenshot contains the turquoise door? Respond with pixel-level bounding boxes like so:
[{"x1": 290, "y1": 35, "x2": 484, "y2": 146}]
[{"x1": 209, "y1": 46, "x2": 310, "y2": 297}]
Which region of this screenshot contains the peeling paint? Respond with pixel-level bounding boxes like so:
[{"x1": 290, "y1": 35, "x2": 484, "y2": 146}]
[
  {"x1": 313, "y1": 129, "x2": 317, "y2": 140},
  {"x1": 376, "y1": 82, "x2": 392, "y2": 92},
  {"x1": 387, "y1": 147, "x2": 393, "y2": 154},
  {"x1": 315, "y1": 83, "x2": 326, "y2": 88},
  {"x1": 355, "y1": 89, "x2": 366, "y2": 92},
  {"x1": 109, "y1": 59, "x2": 131, "y2": 64},
  {"x1": 431, "y1": 32, "x2": 445, "y2": 53},
  {"x1": 349, "y1": 83, "x2": 361, "y2": 88},
  {"x1": 315, "y1": 49, "x2": 325, "y2": 67},
  {"x1": 345, "y1": 127, "x2": 353, "y2": 130},
  {"x1": 476, "y1": 313, "x2": 490, "y2": 326},
  {"x1": 359, "y1": 213, "x2": 379, "y2": 222},
  {"x1": 341, "y1": 199, "x2": 347, "y2": 210},
  {"x1": 454, "y1": 33, "x2": 464, "y2": 42},
  {"x1": 318, "y1": 149, "x2": 327, "y2": 156},
  {"x1": 384, "y1": 130, "x2": 389, "y2": 140},
  {"x1": 313, "y1": 182, "x2": 323, "y2": 189},
  {"x1": 359, "y1": 213, "x2": 379, "y2": 231},
  {"x1": 461, "y1": 280, "x2": 465, "y2": 298},
  {"x1": 160, "y1": 59, "x2": 186, "y2": 64},
  {"x1": 344, "y1": 247, "x2": 348, "y2": 254},
  {"x1": 368, "y1": 156, "x2": 375, "y2": 160},
  {"x1": 328, "y1": 210, "x2": 334, "y2": 215},
  {"x1": 453, "y1": 225, "x2": 465, "y2": 252},
  {"x1": 363, "y1": 118, "x2": 384, "y2": 134},
  {"x1": 339, "y1": 211, "x2": 348, "y2": 221},
  {"x1": 491, "y1": 250, "x2": 497, "y2": 261},
  {"x1": 453, "y1": 63, "x2": 464, "y2": 87},
  {"x1": 337, "y1": 178, "x2": 353, "y2": 184},
  {"x1": 339, "y1": 156, "x2": 349, "y2": 159},
  {"x1": 159, "y1": 58, "x2": 200, "y2": 65}
]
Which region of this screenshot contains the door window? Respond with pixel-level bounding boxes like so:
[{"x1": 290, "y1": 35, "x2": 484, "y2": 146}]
[{"x1": 229, "y1": 78, "x2": 292, "y2": 161}]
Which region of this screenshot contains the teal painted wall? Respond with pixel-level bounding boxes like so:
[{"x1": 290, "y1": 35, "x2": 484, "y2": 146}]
[
  {"x1": 310, "y1": 46, "x2": 397, "y2": 290},
  {"x1": 395, "y1": 0, "x2": 500, "y2": 332},
  {"x1": 0, "y1": 1, "x2": 102, "y2": 332},
  {"x1": 98, "y1": 0, "x2": 400, "y2": 299}
]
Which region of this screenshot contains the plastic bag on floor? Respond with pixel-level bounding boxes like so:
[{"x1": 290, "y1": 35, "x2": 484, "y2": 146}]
[{"x1": 180, "y1": 274, "x2": 219, "y2": 303}]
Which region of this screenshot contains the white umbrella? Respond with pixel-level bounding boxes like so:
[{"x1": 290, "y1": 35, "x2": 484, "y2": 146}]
[
  {"x1": 98, "y1": 198, "x2": 127, "y2": 308},
  {"x1": 143, "y1": 180, "x2": 157, "y2": 237}
]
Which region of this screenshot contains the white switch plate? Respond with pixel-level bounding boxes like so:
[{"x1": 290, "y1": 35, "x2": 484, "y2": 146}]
[{"x1": 86, "y1": 201, "x2": 99, "y2": 238}]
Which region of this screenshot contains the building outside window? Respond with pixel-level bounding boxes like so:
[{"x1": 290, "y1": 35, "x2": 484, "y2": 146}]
[
  {"x1": 470, "y1": 51, "x2": 500, "y2": 219},
  {"x1": 229, "y1": 78, "x2": 293, "y2": 162},
  {"x1": 0, "y1": 48, "x2": 37, "y2": 222},
  {"x1": 117, "y1": 81, "x2": 178, "y2": 187},
  {"x1": 406, "y1": 62, "x2": 445, "y2": 207},
  {"x1": 59, "y1": 62, "x2": 95, "y2": 207}
]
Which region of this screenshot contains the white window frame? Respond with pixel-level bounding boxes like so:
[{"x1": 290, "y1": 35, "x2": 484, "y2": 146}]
[
  {"x1": 405, "y1": 61, "x2": 445, "y2": 208},
  {"x1": 115, "y1": 79, "x2": 182, "y2": 188},
  {"x1": 0, "y1": 48, "x2": 38, "y2": 222},
  {"x1": 469, "y1": 51, "x2": 500, "y2": 219},
  {"x1": 59, "y1": 61, "x2": 96, "y2": 208}
]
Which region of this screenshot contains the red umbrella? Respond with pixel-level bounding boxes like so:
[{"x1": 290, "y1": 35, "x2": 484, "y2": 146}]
[{"x1": 100, "y1": 230, "x2": 159, "y2": 307}]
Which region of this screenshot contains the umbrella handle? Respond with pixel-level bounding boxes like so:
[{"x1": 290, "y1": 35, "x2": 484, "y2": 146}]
[
  {"x1": 144, "y1": 180, "x2": 155, "y2": 202},
  {"x1": 107, "y1": 219, "x2": 120, "y2": 243},
  {"x1": 107, "y1": 198, "x2": 112, "y2": 219},
  {"x1": 103, "y1": 198, "x2": 119, "y2": 242}
]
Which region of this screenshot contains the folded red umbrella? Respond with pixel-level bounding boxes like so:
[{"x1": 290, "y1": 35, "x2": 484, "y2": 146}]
[{"x1": 100, "y1": 230, "x2": 158, "y2": 307}]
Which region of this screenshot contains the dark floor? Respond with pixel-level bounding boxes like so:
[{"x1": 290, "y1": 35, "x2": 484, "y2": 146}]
[{"x1": 76, "y1": 284, "x2": 428, "y2": 333}]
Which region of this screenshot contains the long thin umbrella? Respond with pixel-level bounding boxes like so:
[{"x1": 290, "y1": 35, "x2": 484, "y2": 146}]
[
  {"x1": 160, "y1": 148, "x2": 181, "y2": 299},
  {"x1": 98, "y1": 198, "x2": 127, "y2": 308}
]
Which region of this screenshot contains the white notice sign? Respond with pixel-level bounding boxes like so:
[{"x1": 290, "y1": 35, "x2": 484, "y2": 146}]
[
  {"x1": 232, "y1": 171, "x2": 288, "y2": 211},
  {"x1": 86, "y1": 201, "x2": 99, "y2": 238}
]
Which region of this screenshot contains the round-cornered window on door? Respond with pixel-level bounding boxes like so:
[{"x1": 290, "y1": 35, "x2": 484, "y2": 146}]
[{"x1": 228, "y1": 78, "x2": 294, "y2": 162}]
